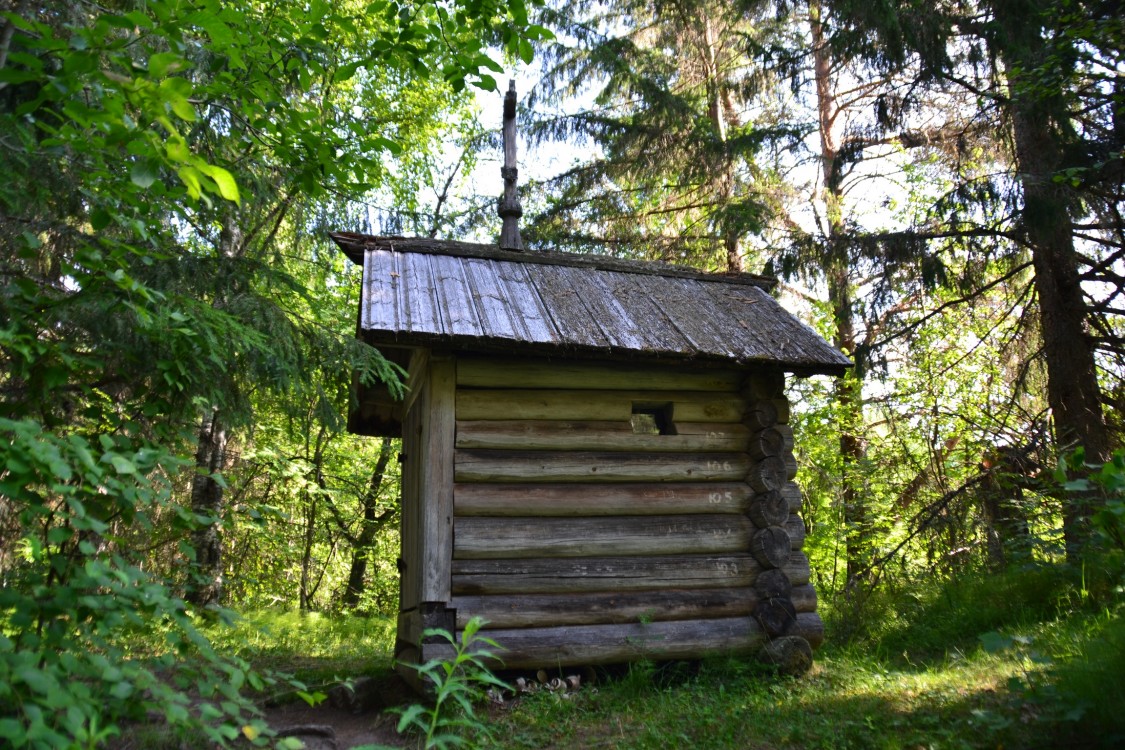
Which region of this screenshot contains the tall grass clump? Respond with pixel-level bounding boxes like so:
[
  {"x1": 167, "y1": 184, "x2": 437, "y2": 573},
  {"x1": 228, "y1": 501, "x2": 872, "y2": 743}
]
[{"x1": 1047, "y1": 612, "x2": 1125, "y2": 747}]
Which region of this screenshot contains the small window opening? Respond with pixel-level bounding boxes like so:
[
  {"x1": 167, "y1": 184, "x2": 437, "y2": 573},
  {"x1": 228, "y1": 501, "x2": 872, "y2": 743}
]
[{"x1": 631, "y1": 403, "x2": 675, "y2": 435}]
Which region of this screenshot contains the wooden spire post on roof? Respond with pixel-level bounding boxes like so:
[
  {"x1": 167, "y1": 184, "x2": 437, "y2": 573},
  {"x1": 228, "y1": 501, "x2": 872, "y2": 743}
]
[{"x1": 498, "y1": 80, "x2": 524, "y2": 251}]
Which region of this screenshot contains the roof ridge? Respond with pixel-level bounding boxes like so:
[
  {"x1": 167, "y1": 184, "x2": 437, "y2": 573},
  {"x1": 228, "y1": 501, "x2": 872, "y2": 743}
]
[{"x1": 331, "y1": 232, "x2": 777, "y2": 291}]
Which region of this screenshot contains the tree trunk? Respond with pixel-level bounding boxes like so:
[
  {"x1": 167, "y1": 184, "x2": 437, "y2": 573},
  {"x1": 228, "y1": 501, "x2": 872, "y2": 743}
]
[
  {"x1": 299, "y1": 474, "x2": 318, "y2": 611},
  {"x1": 996, "y1": 1, "x2": 1109, "y2": 558},
  {"x1": 811, "y1": 0, "x2": 869, "y2": 587},
  {"x1": 341, "y1": 437, "x2": 396, "y2": 609},
  {"x1": 186, "y1": 408, "x2": 228, "y2": 607}
]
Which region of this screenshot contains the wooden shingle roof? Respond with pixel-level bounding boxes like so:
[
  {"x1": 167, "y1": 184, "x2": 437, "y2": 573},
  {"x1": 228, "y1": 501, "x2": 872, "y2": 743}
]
[{"x1": 333, "y1": 232, "x2": 851, "y2": 376}]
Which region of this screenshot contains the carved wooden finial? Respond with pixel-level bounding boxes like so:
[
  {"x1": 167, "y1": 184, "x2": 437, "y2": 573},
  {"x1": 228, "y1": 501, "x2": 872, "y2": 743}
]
[{"x1": 498, "y1": 80, "x2": 524, "y2": 251}]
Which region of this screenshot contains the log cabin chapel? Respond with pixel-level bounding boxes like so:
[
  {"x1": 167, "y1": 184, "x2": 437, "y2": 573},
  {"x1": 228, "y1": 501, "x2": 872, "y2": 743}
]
[{"x1": 333, "y1": 84, "x2": 851, "y2": 684}]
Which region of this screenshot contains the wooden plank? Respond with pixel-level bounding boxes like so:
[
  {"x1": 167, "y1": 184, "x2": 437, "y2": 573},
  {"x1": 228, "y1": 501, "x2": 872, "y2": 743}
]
[
  {"x1": 419, "y1": 355, "x2": 455, "y2": 603},
  {"x1": 453, "y1": 515, "x2": 755, "y2": 559},
  {"x1": 456, "y1": 357, "x2": 743, "y2": 391},
  {"x1": 451, "y1": 551, "x2": 812, "y2": 594},
  {"x1": 399, "y1": 252, "x2": 443, "y2": 334},
  {"x1": 454, "y1": 482, "x2": 753, "y2": 517},
  {"x1": 465, "y1": 617, "x2": 764, "y2": 668},
  {"x1": 456, "y1": 389, "x2": 745, "y2": 422},
  {"x1": 398, "y1": 392, "x2": 422, "y2": 610},
  {"x1": 455, "y1": 420, "x2": 750, "y2": 452},
  {"x1": 453, "y1": 584, "x2": 818, "y2": 629},
  {"x1": 454, "y1": 450, "x2": 752, "y2": 483}
]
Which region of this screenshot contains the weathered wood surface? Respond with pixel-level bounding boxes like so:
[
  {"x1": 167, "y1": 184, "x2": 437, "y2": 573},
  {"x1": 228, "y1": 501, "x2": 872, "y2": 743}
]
[
  {"x1": 757, "y1": 635, "x2": 813, "y2": 676},
  {"x1": 452, "y1": 585, "x2": 819, "y2": 629},
  {"x1": 750, "y1": 526, "x2": 793, "y2": 569},
  {"x1": 796, "y1": 611, "x2": 825, "y2": 649},
  {"x1": 747, "y1": 456, "x2": 788, "y2": 492},
  {"x1": 454, "y1": 420, "x2": 751, "y2": 452},
  {"x1": 785, "y1": 514, "x2": 807, "y2": 549},
  {"x1": 748, "y1": 489, "x2": 791, "y2": 528},
  {"x1": 398, "y1": 384, "x2": 424, "y2": 610},
  {"x1": 754, "y1": 568, "x2": 792, "y2": 599},
  {"x1": 451, "y1": 551, "x2": 812, "y2": 594},
  {"x1": 454, "y1": 482, "x2": 753, "y2": 516},
  {"x1": 456, "y1": 358, "x2": 743, "y2": 392},
  {"x1": 421, "y1": 355, "x2": 456, "y2": 603},
  {"x1": 455, "y1": 450, "x2": 752, "y2": 483},
  {"x1": 334, "y1": 232, "x2": 776, "y2": 289},
  {"x1": 467, "y1": 617, "x2": 766, "y2": 668},
  {"x1": 454, "y1": 588, "x2": 753, "y2": 629},
  {"x1": 781, "y1": 481, "x2": 803, "y2": 513},
  {"x1": 460, "y1": 614, "x2": 826, "y2": 667},
  {"x1": 741, "y1": 372, "x2": 785, "y2": 400},
  {"x1": 453, "y1": 515, "x2": 756, "y2": 559},
  {"x1": 456, "y1": 389, "x2": 745, "y2": 423},
  {"x1": 747, "y1": 425, "x2": 795, "y2": 459},
  {"x1": 743, "y1": 398, "x2": 791, "y2": 430},
  {"x1": 754, "y1": 596, "x2": 797, "y2": 636}
]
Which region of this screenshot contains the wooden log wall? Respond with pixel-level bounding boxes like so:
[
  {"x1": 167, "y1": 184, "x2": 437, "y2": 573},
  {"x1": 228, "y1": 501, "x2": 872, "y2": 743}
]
[{"x1": 447, "y1": 356, "x2": 823, "y2": 668}]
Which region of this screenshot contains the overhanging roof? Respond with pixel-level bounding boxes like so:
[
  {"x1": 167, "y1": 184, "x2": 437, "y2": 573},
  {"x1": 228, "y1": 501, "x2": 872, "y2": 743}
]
[{"x1": 332, "y1": 232, "x2": 851, "y2": 376}]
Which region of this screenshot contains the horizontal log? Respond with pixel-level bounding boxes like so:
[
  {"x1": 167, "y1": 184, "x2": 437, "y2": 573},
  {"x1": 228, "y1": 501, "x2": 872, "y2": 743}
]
[
  {"x1": 741, "y1": 372, "x2": 785, "y2": 400},
  {"x1": 460, "y1": 613, "x2": 825, "y2": 668},
  {"x1": 451, "y1": 551, "x2": 812, "y2": 595},
  {"x1": 796, "y1": 611, "x2": 825, "y2": 650},
  {"x1": 454, "y1": 515, "x2": 755, "y2": 559},
  {"x1": 755, "y1": 568, "x2": 791, "y2": 599},
  {"x1": 453, "y1": 585, "x2": 819, "y2": 629},
  {"x1": 455, "y1": 450, "x2": 752, "y2": 483},
  {"x1": 792, "y1": 583, "x2": 817, "y2": 612},
  {"x1": 781, "y1": 481, "x2": 803, "y2": 513},
  {"x1": 747, "y1": 425, "x2": 795, "y2": 459},
  {"x1": 743, "y1": 398, "x2": 791, "y2": 430},
  {"x1": 457, "y1": 389, "x2": 745, "y2": 423},
  {"x1": 787, "y1": 514, "x2": 806, "y2": 550},
  {"x1": 748, "y1": 489, "x2": 790, "y2": 528},
  {"x1": 454, "y1": 482, "x2": 753, "y2": 517},
  {"x1": 754, "y1": 596, "x2": 797, "y2": 636},
  {"x1": 454, "y1": 588, "x2": 754, "y2": 629},
  {"x1": 455, "y1": 420, "x2": 750, "y2": 453},
  {"x1": 456, "y1": 358, "x2": 743, "y2": 392},
  {"x1": 747, "y1": 456, "x2": 788, "y2": 492},
  {"x1": 784, "y1": 451, "x2": 798, "y2": 480},
  {"x1": 750, "y1": 526, "x2": 792, "y2": 569},
  {"x1": 466, "y1": 617, "x2": 766, "y2": 668}
]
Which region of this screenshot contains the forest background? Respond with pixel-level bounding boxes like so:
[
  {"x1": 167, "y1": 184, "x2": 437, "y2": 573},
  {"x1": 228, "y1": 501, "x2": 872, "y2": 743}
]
[{"x1": 0, "y1": 0, "x2": 1123, "y2": 748}]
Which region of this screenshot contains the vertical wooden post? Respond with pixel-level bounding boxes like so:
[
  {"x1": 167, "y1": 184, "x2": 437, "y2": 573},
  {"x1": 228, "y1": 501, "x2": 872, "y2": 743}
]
[
  {"x1": 421, "y1": 353, "x2": 456, "y2": 603},
  {"x1": 498, "y1": 80, "x2": 524, "y2": 251}
]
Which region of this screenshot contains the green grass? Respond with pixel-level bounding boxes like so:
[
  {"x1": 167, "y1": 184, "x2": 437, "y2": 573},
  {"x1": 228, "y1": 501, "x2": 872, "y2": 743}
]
[
  {"x1": 204, "y1": 609, "x2": 397, "y2": 684},
  {"x1": 212, "y1": 563, "x2": 1123, "y2": 750}
]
